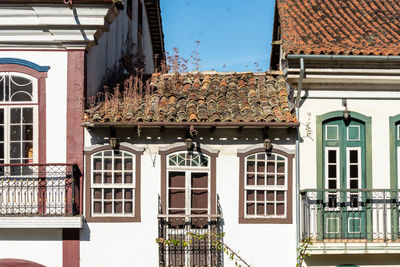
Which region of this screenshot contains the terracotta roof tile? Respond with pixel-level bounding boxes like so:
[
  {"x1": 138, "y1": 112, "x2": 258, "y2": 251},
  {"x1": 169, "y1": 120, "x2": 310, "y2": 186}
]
[
  {"x1": 85, "y1": 72, "x2": 297, "y2": 124},
  {"x1": 278, "y1": 0, "x2": 400, "y2": 56}
]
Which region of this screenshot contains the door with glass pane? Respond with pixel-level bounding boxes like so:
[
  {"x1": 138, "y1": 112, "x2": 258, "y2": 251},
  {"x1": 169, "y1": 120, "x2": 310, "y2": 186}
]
[{"x1": 323, "y1": 118, "x2": 366, "y2": 239}]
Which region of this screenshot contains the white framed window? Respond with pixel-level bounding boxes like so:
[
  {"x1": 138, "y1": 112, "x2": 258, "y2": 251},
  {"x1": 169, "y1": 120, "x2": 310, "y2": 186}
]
[
  {"x1": 166, "y1": 152, "x2": 210, "y2": 216},
  {"x1": 0, "y1": 73, "x2": 38, "y2": 166},
  {"x1": 244, "y1": 153, "x2": 287, "y2": 218},
  {"x1": 91, "y1": 150, "x2": 135, "y2": 217}
]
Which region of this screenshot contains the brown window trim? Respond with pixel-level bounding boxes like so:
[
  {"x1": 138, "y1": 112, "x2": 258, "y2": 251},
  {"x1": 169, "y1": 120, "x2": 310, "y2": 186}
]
[
  {"x1": 159, "y1": 144, "x2": 219, "y2": 216},
  {"x1": 84, "y1": 144, "x2": 143, "y2": 222},
  {"x1": 237, "y1": 146, "x2": 294, "y2": 224}
]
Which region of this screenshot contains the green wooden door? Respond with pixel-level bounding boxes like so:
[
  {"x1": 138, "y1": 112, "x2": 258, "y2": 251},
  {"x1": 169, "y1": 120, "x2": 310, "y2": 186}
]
[{"x1": 322, "y1": 118, "x2": 366, "y2": 239}]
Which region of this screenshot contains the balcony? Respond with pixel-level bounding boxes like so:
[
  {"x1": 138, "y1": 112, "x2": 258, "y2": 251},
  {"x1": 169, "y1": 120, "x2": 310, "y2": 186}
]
[
  {"x1": 301, "y1": 189, "x2": 400, "y2": 254},
  {"x1": 157, "y1": 197, "x2": 223, "y2": 267},
  {"x1": 0, "y1": 163, "x2": 83, "y2": 228}
]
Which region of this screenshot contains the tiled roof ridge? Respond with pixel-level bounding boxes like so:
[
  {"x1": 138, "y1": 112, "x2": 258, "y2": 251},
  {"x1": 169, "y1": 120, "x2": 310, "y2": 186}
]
[
  {"x1": 84, "y1": 72, "x2": 297, "y2": 124},
  {"x1": 277, "y1": 0, "x2": 400, "y2": 56}
]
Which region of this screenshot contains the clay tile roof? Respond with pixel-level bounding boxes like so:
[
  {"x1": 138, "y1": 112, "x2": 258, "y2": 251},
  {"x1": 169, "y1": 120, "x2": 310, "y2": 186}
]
[
  {"x1": 84, "y1": 72, "x2": 297, "y2": 124},
  {"x1": 278, "y1": 0, "x2": 400, "y2": 56}
]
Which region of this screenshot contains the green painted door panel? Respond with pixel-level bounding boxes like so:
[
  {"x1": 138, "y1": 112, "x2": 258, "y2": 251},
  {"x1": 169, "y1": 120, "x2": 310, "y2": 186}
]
[{"x1": 322, "y1": 118, "x2": 366, "y2": 239}]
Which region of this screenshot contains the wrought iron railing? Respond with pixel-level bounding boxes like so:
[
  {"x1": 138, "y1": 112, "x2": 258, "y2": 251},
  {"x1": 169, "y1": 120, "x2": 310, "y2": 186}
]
[
  {"x1": 0, "y1": 164, "x2": 80, "y2": 216},
  {"x1": 158, "y1": 195, "x2": 223, "y2": 267},
  {"x1": 301, "y1": 189, "x2": 400, "y2": 242}
]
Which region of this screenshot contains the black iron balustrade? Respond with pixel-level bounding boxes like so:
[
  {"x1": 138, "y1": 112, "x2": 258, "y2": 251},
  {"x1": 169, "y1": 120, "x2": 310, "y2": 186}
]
[
  {"x1": 158, "y1": 196, "x2": 223, "y2": 267},
  {"x1": 0, "y1": 163, "x2": 80, "y2": 216},
  {"x1": 301, "y1": 189, "x2": 400, "y2": 242}
]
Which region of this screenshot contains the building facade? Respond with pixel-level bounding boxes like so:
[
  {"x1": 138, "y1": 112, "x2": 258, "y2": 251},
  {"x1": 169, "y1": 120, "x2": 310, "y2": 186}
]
[
  {"x1": 271, "y1": 0, "x2": 400, "y2": 266},
  {"x1": 0, "y1": 0, "x2": 162, "y2": 266}
]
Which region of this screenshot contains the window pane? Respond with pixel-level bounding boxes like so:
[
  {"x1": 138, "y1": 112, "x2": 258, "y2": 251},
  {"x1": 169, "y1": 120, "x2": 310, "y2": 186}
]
[
  {"x1": 328, "y1": 180, "x2": 337, "y2": 189},
  {"x1": 277, "y1": 175, "x2": 285, "y2": 185},
  {"x1": 246, "y1": 190, "x2": 254, "y2": 201},
  {"x1": 0, "y1": 126, "x2": 4, "y2": 141},
  {"x1": 124, "y1": 158, "x2": 133, "y2": 170},
  {"x1": 114, "y1": 173, "x2": 122, "y2": 183},
  {"x1": 23, "y1": 142, "x2": 33, "y2": 158},
  {"x1": 114, "y1": 202, "x2": 122, "y2": 213},
  {"x1": 10, "y1": 125, "x2": 21, "y2": 141},
  {"x1": 22, "y1": 108, "x2": 33, "y2": 123},
  {"x1": 0, "y1": 109, "x2": 3, "y2": 124},
  {"x1": 169, "y1": 172, "x2": 185, "y2": 187},
  {"x1": 350, "y1": 150, "x2": 358, "y2": 163},
  {"x1": 267, "y1": 191, "x2": 274, "y2": 201},
  {"x1": 191, "y1": 172, "x2": 208, "y2": 188},
  {"x1": 328, "y1": 165, "x2": 337, "y2": 178},
  {"x1": 104, "y1": 172, "x2": 112, "y2": 183},
  {"x1": 10, "y1": 76, "x2": 33, "y2": 102},
  {"x1": 93, "y1": 172, "x2": 102, "y2": 183},
  {"x1": 94, "y1": 202, "x2": 102, "y2": 213},
  {"x1": 114, "y1": 158, "x2": 122, "y2": 170},
  {"x1": 350, "y1": 165, "x2": 358, "y2": 178},
  {"x1": 125, "y1": 202, "x2": 133, "y2": 213},
  {"x1": 104, "y1": 158, "x2": 112, "y2": 170},
  {"x1": 257, "y1": 174, "x2": 265, "y2": 185},
  {"x1": 257, "y1": 161, "x2": 265, "y2": 172},
  {"x1": 257, "y1": 203, "x2": 265, "y2": 215},
  {"x1": 267, "y1": 175, "x2": 275, "y2": 185},
  {"x1": 267, "y1": 203, "x2": 274, "y2": 215},
  {"x1": 114, "y1": 189, "x2": 123, "y2": 199},
  {"x1": 93, "y1": 189, "x2": 102, "y2": 199},
  {"x1": 124, "y1": 172, "x2": 133, "y2": 183},
  {"x1": 247, "y1": 174, "x2": 255, "y2": 185},
  {"x1": 276, "y1": 203, "x2": 285, "y2": 215},
  {"x1": 125, "y1": 189, "x2": 133, "y2": 200},
  {"x1": 104, "y1": 189, "x2": 112, "y2": 200},
  {"x1": 256, "y1": 190, "x2": 264, "y2": 201},
  {"x1": 93, "y1": 158, "x2": 102, "y2": 170},
  {"x1": 104, "y1": 202, "x2": 112, "y2": 213},
  {"x1": 276, "y1": 191, "x2": 285, "y2": 201},
  {"x1": 246, "y1": 203, "x2": 255, "y2": 215},
  {"x1": 247, "y1": 161, "x2": 255, "y2": 172},
  {"x1": 10, "y1": 108, "x2": 21, "y2": 123},
  {"x1": 191, "y1": 190, "x2": 207, "y2": 209},
  {"x1": 267, "y1": 161, "x2": 275, "y2": 173},
  {"x1": 328, "y1": 150, "x2": 336, "y2": 163},
  {"x1": 10, "y1": 143, "x2": 21, "y2": 158},
  {"x1": 350, "y1": 179, "x2": 358, "y2": 189},
  {"x1": 169, "y1": 189, "x2": 185, "y2": 208},
  {"x1": 22, "y1": 125, "x2": 33, "y2": 140}
]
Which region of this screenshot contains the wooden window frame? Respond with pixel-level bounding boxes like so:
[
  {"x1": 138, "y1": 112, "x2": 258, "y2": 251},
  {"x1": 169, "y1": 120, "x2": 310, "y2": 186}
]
[
  {"x1": 238, "y1": 147, "x2": 293, "y2": 224},
  {"x1": 159, "y1": 144, "x2": 218, "y2": 216},
  {"x1": 85, "y1": 144, "x2": 143, "y2": 222}
]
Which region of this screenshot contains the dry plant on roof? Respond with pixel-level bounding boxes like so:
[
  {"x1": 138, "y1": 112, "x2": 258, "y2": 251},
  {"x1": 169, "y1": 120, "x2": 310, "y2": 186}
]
[{"x1": 84, "y1": 41, "x2": 203, "y2": 122}]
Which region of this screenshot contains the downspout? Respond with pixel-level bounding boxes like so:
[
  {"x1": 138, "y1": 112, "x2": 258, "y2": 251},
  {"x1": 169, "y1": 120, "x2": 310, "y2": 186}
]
[{"x1": 295, "y1": 58, "x2": 304, "y2": 264}]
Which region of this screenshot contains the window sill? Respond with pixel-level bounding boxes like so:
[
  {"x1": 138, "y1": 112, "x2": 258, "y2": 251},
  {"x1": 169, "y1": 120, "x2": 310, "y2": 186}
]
[
  {"x1": 85, "y1": 216, "x2": 141, "y2": 223},
  {"x1": 0, "y1": 215, "x2": 83, "y2": 228},
  {"x1": 239, "y1": 216, "x2": 292, "y2": 224}
]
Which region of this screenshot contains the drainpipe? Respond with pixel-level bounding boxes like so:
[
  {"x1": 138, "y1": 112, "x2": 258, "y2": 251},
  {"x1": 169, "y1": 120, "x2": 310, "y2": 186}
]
[{"x1": 295, "y1": 58, "x2": 304, "y2": 264}]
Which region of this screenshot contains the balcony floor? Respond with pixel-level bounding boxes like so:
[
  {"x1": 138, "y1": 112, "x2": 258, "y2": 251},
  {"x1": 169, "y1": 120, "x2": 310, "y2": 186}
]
[{"x1": 0, "y1": 215, "x2": 83, "y2": 228}]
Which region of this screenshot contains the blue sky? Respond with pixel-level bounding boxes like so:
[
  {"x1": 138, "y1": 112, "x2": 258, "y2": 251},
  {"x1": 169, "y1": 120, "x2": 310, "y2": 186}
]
[{"x1": 160, "y1": 0, "x2": 275, "y2": 72}]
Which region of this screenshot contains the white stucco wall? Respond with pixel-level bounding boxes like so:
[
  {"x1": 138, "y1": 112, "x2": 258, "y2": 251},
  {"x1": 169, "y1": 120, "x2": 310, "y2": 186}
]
[
  {"x1": 0, "y1": 229, "x2": 63, "y2": 267},
  {"x1": 86, "y1": 0, "x2": 155, "y2": 98},
  {"x1": 0, "y1": 51, "x2": 68, "y2": 164},
  {"x1": 81, "y1": 128, "x2": 297, "y2": 267}
]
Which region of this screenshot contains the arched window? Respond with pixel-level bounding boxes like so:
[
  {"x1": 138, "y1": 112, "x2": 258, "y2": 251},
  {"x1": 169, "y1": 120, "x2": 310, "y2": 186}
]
[
  {"x1": 0, "y1": 72, "x2": 38, "y2": 164},
  {"x1": 238, "y1": 146, "x2": 293, "y2": 224},
  {"x1": 84, "y1": 144, "x2": 143, "y2": 222}
]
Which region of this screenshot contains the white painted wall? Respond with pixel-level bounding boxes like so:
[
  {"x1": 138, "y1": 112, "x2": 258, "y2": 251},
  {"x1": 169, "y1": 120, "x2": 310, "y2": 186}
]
[
  {"x1": 82, "y1": 128, "x2": 297, "y2": 267},
  {"x1": 86, "y1": 0, "x2": 156, "y2": 98},
  {"x1": 0, "y1": 229, "x2": 62, "y2": 267},
  {"x1": 0, "y1": 51, "x2": 68, "y2": 164}
]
